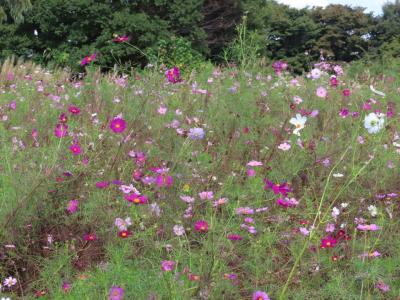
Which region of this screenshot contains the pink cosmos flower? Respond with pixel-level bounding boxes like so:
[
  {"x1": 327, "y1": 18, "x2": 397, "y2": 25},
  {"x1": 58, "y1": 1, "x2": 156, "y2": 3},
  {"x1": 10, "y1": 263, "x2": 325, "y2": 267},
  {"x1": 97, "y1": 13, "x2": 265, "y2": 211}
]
[
  {"x1": 95, "y1": 181, "x2": 109, "y2": 189},
  {"x1": 108, "y1": 286, "x2": 124, "y2": 300},
  {"x1": 316, "y1": 86, "x2": 328, "y2": 98},
  {"x1": 161, "y1": 260, "x2": 175, "y2": 272},
  {"x1": 325, "y1": 223, "x2": 335, "y2": 233},
  {"x1": 359, "y1": 251, "x2": 381, "y2": 258},
  {"x1": 62, "y1": 282, "x2": 71, "y2": 293},
  {"x1": 247, "y1": 169, "x2": 256, "y2": 177},
  {"x1": 66, "y1": 199, "x2": 79, "y2": 214},
  {"x1": 278, "y1": 142, "x2": 291, "y2": 151},
  {"x1": 299, "y1": 227, "x2": 309, "y2": 236},
  {"x1": 375, "y1": 281, "x2": 390, "y2": 293},
  {"x1": 113, "y1": 35, "x2": 129, "y2": 43},
  {"x1": 236, "y1": 207, "x2": 254, "y2": 215},
  {"x1": 54, "y1": 123, "x2": 68, "y2": 138},
  {"x1": 194, "y1": 220, "x2": 209, "y2": 233},
  {"x1": 83, "y1": 233, "x2": 97, "y2": 241},
  {"x1": 158, "y1": 105, "x2": 168, "y2": 115},
  {"x1": 213, "y1": 197, "x2": 229, "y2": 207},
  {"x1": 342, "y1": 89, "x2": 351, "y2": 97},
  {"x1": 276, "y1": 197, "x2": 298, "y2": 207},
  {"x1": 69, "y1": 143, "x2": 81, "y2": 155},
  {"x1": 180, "y1": 195, "x2": 195, "y2": 203},
  {"x1": 199, "y1": 191, "x2": 214, "y2": 200},
  {"x1": 357, "y1": 224, "x2": 380, "y2": 231},
  {"x1": 247, "y1": 160, "x2": 263, "y2": 167},
  {"x1": 252, "y1": 290, "x2": 270, "y2": 300},
  {"x1": 227, "y1": 234, "x2": 243, "y2": 241},
  {"x1": 110, "y1": 117, "x2": 126, "y2": 133},
  {"x1": 173, "y1": 224, "x2": 185, "y2": 236}
]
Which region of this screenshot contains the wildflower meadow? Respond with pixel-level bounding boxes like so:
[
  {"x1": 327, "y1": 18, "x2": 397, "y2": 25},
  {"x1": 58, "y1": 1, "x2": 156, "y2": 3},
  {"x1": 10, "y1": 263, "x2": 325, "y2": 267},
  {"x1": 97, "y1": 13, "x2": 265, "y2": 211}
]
[{"x1": 0, "y1": 55, "x2": 399, "y2": 300}]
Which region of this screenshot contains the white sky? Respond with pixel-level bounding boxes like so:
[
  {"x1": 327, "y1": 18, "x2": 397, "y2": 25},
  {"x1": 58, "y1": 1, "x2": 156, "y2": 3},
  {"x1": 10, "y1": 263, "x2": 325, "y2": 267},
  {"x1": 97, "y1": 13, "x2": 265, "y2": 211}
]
[{"x1": 276, "y1": 0, "x2": 392, "y2": 15}]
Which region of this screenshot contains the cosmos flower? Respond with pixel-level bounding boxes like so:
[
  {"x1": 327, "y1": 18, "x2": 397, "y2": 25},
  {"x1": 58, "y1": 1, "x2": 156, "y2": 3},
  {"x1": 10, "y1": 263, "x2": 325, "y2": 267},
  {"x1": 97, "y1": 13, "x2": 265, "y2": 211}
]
[
  {"x1": 320, "y1": 236, "x2": 337, "y2": 249},
  {"x1": 364, "y1": 112, "x2": 384, "y2": 134},
  {"x1": 3, "y1": 276, "x2": 17, "y2": 287},
  {"x1": 108, "y1": 286, "x2": 124, "y2": 300},
  {"x1": 69, "y1": 143, "x2": 81, "y2": 155},
  {"x1": 165, "y1": 67, "x2": 181, "y2": 83},
  {"x1": 199, "y1": 191, "x2": 214, "y2": 200},
  {"x1": 80, "y1": 53, "x2": 97, "y2": 66},
  {"x1": 278, "y1": 142, "x2": 291, "y2": 151},
  {"x1": 194, "y1": 220, "x2": 209, "y2": 233},
  {"x1": 247, "y1": 160, "x2": 263, "y2": 167},
  {"x1": 310, "y1": 68, "x2": 321, "y2": 79},
  {"x1": 115, "y1": 217, "x2": 132, "y2": 231},
  {"x1": 118, "y1": 230, "x2": 132, "y2": 238},
  {"x1": 83, "y1": 233, "x2": 97, "y2": 241},
  {"x1": 342, "y1": 89, "x2": 351, "y2": 97},
  {"x1": 113, "y1": 35, "x2": 129, "y2": 43},
  {"x1": 68, "y1": 105, "x2": 81, "y2": 115},
  {"x1": 252, "y1": 290, "x2": 270, "y2": 300},
  {"x1": 188, "y1": 127, "x2": 205, "y2": 140},
  {"x1": 289, "y1": 114, "x2": 307, "y2": 136},
  {"x1": 264, "y1": 180, "x2": 292, "y2": 196},
  {"x1": 227, "y1": 234, "x2": 243, "y2": 241},
  {"x1": 96, "y1": 181, "x2": 110, "y2": 189},
  {"x1": 124, "y1": 193, "x2": 148, "y2": 205},
  {"x1": 357, "y1": 224, "x2": 380, "y2": 231},
  {"x1": 54, "y1": 123, "x2": 68, "y2": 138},
  {"x1": 110, "y1": 117, "x2": 127, "y2": 133},
  {"x1": 236, "y1": 207, "x2": 254, "y2": 215},
  {"x1": 316, "y1": 86, "x2": 328, "y2": 98},
  {"x1": 173, "y1": 225, "x2": 185, "y2": 236},
  {"x1": 276, "y1": 197, "x2": 298, "y2": 207},
  {"x1": 66, "y1": 199, "x2": 79, "y2": 214},
  {"x1": 161, "y1": 260, "x2": 175, "y2": 272}
]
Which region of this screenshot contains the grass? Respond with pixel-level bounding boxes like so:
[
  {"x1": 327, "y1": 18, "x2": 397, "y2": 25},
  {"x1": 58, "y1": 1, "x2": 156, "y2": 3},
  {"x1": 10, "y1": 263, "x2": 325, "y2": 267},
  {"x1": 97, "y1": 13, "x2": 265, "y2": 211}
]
[{"x1": 0, "y1": 57, "x2": 399, "y2": 299}]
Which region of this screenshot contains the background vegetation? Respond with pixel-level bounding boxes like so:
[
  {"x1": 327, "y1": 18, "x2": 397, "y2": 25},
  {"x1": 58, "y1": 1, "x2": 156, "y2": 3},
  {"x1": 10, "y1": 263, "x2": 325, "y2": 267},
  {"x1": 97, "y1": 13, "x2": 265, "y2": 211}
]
[{"x1": 0, "y1": 0, "x2": 399, "y2": 72}]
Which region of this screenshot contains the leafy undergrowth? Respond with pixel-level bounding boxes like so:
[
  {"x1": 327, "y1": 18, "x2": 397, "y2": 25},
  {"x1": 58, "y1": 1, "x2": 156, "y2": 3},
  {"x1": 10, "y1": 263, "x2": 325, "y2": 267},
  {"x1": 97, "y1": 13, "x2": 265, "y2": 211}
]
[{"x1": 0, "y1": 60, "x2": 399, "y2": 300}]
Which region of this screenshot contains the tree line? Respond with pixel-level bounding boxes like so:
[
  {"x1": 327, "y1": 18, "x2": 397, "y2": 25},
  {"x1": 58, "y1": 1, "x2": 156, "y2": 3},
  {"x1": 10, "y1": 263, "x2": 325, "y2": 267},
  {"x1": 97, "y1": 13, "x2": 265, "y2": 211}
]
[{"x1": 0, "y1": 0, "x2": 399, "y2": 72}]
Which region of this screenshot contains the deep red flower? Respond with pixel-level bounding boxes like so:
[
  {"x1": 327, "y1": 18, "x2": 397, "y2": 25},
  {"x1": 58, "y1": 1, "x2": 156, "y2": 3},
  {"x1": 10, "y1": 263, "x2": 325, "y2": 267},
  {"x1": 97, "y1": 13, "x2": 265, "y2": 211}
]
[{"x1": 118, "y1": 230, "x2": 132, "y2": 238}]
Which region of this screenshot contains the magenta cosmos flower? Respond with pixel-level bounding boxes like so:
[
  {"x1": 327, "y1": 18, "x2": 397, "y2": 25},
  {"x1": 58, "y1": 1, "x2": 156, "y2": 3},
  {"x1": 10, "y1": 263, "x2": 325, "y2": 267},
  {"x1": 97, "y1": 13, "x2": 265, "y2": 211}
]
[
  {"x1": 95, "y1": 181, "x2": 109, "y2": 189},
  {"x1": 110, "y1": 117, "x2": 126, "y2": 133},
  {"x1": 69, "y1": 143, "x2": 81, "y2": 155},
  {"x1": 165, "y1": 67, "x2": 181, "y2": 83},
  {"x1": 54, "y1": 123, "x2": 68, "y2": 138},
  {"x1": 124, "y1": 193, "x2": 148, "y2": 205},
  {"x1": 68, "y1": 105, "x2": 81, "y2": 115},
  {"x1": 264, "y1": 179, "x2": 292, "y2": 196},
  {"x1": 161, "y1": 260, "x2": 175, "y2": 272},
  {"x1": 320, "y1": 236, "x2": 337, "y2": 249},
  {"x1": 276, "y1": 197, "x2": 299, "y2": 207},
  {"x1": 80, "y1": 53, "x2": 97, "y2": 66},
  {"x1": 66, "y1": 199, "x2": 79, "y2": 214},
  {"x1": 194, "y1": 220, "x2": 209, "y2": 233},
  {"x1": 155, "y1": 174, "x2": 173, "y2": 187},
  {"x1": 252, "y1": 290, "x2": 270, "y2": 300},
  {"x1": 108, "y1": 286, "x2": 124, "y2": 300},
  {"x1": 113, "y1": 35, "x2": 129, "y2": 43}
]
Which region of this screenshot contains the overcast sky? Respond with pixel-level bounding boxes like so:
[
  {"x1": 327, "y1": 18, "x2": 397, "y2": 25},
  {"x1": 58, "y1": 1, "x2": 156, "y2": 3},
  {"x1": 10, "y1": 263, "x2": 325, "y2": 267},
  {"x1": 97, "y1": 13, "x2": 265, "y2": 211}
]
[{"x1": 276, "y1": 0, "x2": 392, "y2": 15}]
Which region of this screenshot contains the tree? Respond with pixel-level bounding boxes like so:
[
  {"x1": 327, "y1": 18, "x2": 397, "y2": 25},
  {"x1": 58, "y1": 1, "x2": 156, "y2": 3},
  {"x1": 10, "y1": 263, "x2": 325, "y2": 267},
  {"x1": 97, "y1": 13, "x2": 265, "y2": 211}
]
[
  {"x1": 0, "y1": 0, "x2": 31, "y2": 24},
  {"x1": 311, "y1": 4, "x2": 376, "y2": 61}
]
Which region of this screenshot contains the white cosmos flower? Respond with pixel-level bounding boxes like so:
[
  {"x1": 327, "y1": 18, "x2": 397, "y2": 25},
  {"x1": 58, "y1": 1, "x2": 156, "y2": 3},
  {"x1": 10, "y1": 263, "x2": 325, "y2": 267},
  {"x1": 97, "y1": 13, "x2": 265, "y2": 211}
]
[
  {"x1": 289, "y1": 114, "x2": 307, "y2": 136},
  {"x1": 364, "y1": 113, "x2": 385, "y2": 134}
]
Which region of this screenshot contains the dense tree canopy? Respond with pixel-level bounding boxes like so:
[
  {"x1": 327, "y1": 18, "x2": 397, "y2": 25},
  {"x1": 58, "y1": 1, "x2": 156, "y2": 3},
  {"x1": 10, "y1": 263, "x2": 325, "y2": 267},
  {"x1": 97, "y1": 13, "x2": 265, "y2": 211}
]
[{"x1": 0, "y1": 0, "x2": 398, "y2": 72}]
